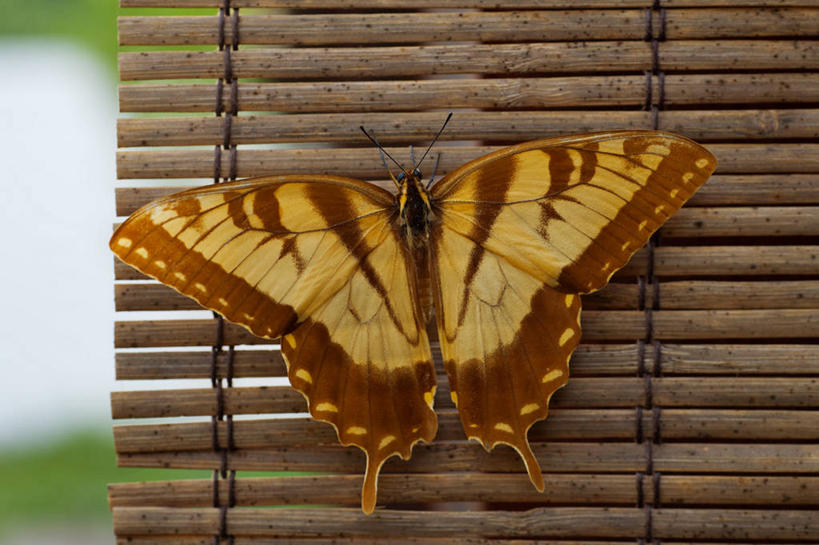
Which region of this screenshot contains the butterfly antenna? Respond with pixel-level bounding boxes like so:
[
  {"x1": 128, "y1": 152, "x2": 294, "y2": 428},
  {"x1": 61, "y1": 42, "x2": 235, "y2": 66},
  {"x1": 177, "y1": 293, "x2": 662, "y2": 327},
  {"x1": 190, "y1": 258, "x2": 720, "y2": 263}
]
[
  {"x1": 417, "y1": 112, "x2": 453, "y2": 170},
  {"x1": 360, "y1": 126, "x2": 405, "y2": 186},
  {"x1": 426, "y1": 153, "x2": 442, "y2": 189}
]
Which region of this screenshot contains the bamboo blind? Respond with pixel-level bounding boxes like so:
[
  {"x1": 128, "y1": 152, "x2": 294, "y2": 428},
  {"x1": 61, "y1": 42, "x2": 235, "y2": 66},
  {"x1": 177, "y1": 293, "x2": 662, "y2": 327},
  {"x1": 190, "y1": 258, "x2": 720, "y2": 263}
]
[{"x1": 110, "y1": 1, "x2": 819, "y2": 542}]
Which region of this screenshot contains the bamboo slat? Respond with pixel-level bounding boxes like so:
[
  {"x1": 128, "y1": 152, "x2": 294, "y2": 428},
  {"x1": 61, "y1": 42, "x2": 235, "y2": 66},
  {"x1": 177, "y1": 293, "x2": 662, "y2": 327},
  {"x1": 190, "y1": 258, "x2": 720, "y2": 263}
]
[
  {"x1": 120, "y1": 0, "x2": 819, "y2": 7},
  {"x1": 110, "y1": 377, "x2": 819, "y2": 420},
  {"x1": 118, "y1": 41, "x2": 819, "y2": 81},
  {"x1": 116, "y1": 442, "x2": 819, "y2": 473},
  {"x1": 114, "y1": 279, "x2": 819, "y2": 312},
  {"x1": 111, "y1": 506, "x2": 819, "y2": 539},
  {"x1": 113, "y1": 344, "x2": 819, "y2": 381},
  {"x1": 116, "y1": 143, "x2": 819, "y2": 179},
  {"x1": 115, "y1": 245, "x2": 819, "y2": 280},
  {"x1": 112, "y1": 409, "x2": 819, "y2": 454},
  {"x1": 113, "y1": 309, "x2": 819, "y2": 349},
  {"x1": 116, "y1": 109, "x2": 819, "y2": 147},
  {"x1": 113, "y1": 175, "x2": 819, "y2": 217},
  {"x1": 108, "y1": 473, "x2": 819, "y2": 508},
  {"x1": 111, "y1": 533, "x2": 819, "y2": 545},
  {"x1": 109, "y1": 538, "x2": 819, "y2": 545},
  {"x1": 118, "y1": 74, "x2": 819, "y2": 113},
  {"x1": 119, "y1": 9, "x2": 818, "y2": 46}
]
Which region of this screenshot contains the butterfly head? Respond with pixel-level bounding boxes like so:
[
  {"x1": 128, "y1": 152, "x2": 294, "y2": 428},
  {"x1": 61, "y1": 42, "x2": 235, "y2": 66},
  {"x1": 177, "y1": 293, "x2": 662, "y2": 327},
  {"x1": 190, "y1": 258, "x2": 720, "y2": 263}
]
[{"x1": 397, "y1": 169, "x2": 433, "y2": 247}]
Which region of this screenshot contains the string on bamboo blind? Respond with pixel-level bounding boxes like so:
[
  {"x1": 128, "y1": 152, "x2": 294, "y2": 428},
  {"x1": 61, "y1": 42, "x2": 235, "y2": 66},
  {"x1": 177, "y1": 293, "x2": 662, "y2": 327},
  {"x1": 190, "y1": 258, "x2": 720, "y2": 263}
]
[
  {"x1": 110, "y1": 1, "x2": 819, "y2": 542},
  {"x1": 210, "y1": 3, "x2": 238, "y2": 544}
]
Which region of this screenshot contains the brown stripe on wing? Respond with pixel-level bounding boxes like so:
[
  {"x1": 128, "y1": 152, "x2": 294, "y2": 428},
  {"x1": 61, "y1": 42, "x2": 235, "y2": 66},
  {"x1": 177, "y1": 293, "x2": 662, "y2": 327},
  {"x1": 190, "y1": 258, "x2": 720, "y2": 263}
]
[
  {"x1": 111, "y1": 205, "x2": 299, "y2": 339},
  {"x1": 556, "y1": 138, "x2": 717, "y2": 293},
  {"x1": 454, "y1": 156, "x2": 514, "y2": 327},
  {"x1": 304, "y1": 183, "x2": 416, "y2": 333}
]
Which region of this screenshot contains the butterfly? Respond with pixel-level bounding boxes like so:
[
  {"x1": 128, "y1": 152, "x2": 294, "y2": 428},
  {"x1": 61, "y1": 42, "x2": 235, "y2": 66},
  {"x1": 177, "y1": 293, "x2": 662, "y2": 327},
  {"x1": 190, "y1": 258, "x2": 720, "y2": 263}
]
[{"x1": 111, "y1": 124, "x2": 716, "y2": 513}]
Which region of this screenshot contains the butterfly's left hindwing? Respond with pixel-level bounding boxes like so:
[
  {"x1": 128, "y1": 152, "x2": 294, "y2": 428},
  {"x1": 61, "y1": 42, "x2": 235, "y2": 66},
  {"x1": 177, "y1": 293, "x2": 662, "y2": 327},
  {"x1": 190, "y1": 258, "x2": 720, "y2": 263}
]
[
  {"x1": 110, "y1": 176, "x2": 437, "y2": 513},
  {"x1": 429, "y1": 131, "x2": 716, "y2": 488}
]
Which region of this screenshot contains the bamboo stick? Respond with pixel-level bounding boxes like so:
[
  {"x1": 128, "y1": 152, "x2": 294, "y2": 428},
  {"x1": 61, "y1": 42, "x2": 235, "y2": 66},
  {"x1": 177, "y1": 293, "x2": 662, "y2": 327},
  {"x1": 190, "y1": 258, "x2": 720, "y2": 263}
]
[
  {"x1": 120, "y1": 0, "x2": 819, "y2": 7},
  {"x1": 111, "y1": 506, "x2": 646, "y2": 538},
  {"x1": 113, "y1": 344, "x2": 819, "y2": 381},
  {"x1": 114, "y1": 279, "x2": 819, "y2": 312},
  {"x1": 107, "y1": 473, "x2": 819, "y2": 508},
  {"x1": 117, "y1": 539, "x2": 816, "y2": 545},
  {"x1": 118, "y1": 9, "x2": 818, "y2": 47},
  {"x1": 116, "y1": 144, "x2": 819, "y2": 179},
  {"x1": 111, "y1": 409, "x2": 819, "y2": 454},
  {"x1": 110, "y1": 506, "x2": 819, "y2": 539},
  {"x1": 116, "y1": 442, "x2": 819, "y2": 473},
  {"x1": 114, "y1": 245, "x2": 819, "y2": 281},
  {"x1": 110, "y1": 376, "x2": 819, "y2": 419},
  {"x1": 116, "y1": 109, "x2": 819, "y2": 147},
  {"x1": 118, "y1": 74, "x2": 819, "y2": 113},
  {"x1": 113, "y1": 175, "x2": 819, "y2": 217},
  {"x1": 113, "y1": 309, "x2": 819, "y2": 349},
  {"x1": 118, "y1": 41, "x2": 819, "y2": 81}
]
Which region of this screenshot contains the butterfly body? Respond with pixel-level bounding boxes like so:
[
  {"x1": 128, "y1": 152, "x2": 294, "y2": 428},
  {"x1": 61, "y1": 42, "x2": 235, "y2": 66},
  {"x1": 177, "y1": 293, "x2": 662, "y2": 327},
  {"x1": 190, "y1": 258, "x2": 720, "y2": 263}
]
[
  {"x1": 111, "y1": 130, "x2": 717, "y2": 513},
  {"x1": 397, "y1": 170, "x2": 435, "y2": 248}
]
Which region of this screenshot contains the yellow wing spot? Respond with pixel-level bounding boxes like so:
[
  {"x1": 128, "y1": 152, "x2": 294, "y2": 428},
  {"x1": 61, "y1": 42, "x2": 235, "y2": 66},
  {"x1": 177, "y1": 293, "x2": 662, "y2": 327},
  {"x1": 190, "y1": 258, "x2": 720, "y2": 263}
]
[
  {"x1": 646, "y1": 143, "x2": 670, "y2": 156},
  {"x1": 194, "y1": 282, "x2": 208, "y2": 293},
  {"x1": 242, "y1": 312, "x2": 256, "y2": 322},
  {"x1": 346, "y1": 426, "x2": 367, "y2": 436},
  {"x1": 602, "y1": 261, "x2": 612, "y2": 271},
  {"x1": 284, "y1": 334, "x2": 296, "y2": 349},
  {"x1": 295, "y1": 368, "x2": 313, "y2": 384},
  {"x1": 315, "y1": 402, "x2": 338, "y2": 413},
  {"x1": 564, "y1": 294, "x2": 575, "y2": 308},
  {"x1": 520, "y1": 403, "x2": 540, "y2": 416},
  {"x1": 682, "y1": 172, "x2": 694, "y2": 184},
  {"x1": 695, "y1": 158, "x2": 709, "y2": 169},
  {"x1": 670, "y1": 188, "x2": 680, "y2": 198},
  {"x1": 411, "y1": 426, "x2": 420, "y2": 433},
  {"x1": 217, "y1": 297, "x2": 228, "y2": 307},
  {"x1": 542, "y1": 369, "x2": 565, "y2": 383},
  {"x1": 450, "y1": 391, "x2": 459, "y2": 407},
  {"x1": 638, "y1": 220, "x2": 648, "y2": 231},
  {"x1": 135, "y1": 247, "x2": 149, "y2": 258},
  {"x1": 117, "y1": 238, "x2": 132, "y2": 248},
  {"x1": 559, "y1": 327, "x2": 575, "y2": 347},
  {"x1": 378, "y1": 435, "x2": 397, "y2": 450},
  {"x1": 494, "y1": 422, "x2": 513, "y2": 433},
  {"x1": 424, "y1": 390, "x2": 434, "y2": 407},
  {"x1": 621, "y1": 240, "x2": 631, "y2": 251},
  {"x1": 654, "y1": 205, "x2": 666, "y2": 215},
  {"x1": 468, "y1": 423, "x2": 480, "y2": 428},
  {"x1": 173, "y1": 272, "x2": 186, "y2": 282},
  {"x1": 153, "y1": 260, "x2": 166, "y2": 270}
]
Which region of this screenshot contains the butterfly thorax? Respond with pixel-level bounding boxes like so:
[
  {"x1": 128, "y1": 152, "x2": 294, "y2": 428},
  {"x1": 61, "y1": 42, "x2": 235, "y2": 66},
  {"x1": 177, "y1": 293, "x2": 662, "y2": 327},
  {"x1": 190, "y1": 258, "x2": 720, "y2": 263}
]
[{"x1": 397, "y1": 172, "x2": 433, "y2": 248}]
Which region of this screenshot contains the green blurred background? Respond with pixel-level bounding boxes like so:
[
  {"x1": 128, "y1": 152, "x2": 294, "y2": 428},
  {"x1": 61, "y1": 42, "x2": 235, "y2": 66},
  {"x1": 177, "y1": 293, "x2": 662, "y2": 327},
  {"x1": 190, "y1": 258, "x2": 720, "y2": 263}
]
[{"x1": 0, "y1": 1, "x2": 213, "y2": 542}]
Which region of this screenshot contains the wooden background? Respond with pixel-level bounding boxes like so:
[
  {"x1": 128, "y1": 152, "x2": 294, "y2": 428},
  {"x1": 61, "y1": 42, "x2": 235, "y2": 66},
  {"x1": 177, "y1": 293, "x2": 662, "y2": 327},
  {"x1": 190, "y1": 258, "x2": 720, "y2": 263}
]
[{"x1": 110, "y1": 0, "x2": 819, "y2": 542}]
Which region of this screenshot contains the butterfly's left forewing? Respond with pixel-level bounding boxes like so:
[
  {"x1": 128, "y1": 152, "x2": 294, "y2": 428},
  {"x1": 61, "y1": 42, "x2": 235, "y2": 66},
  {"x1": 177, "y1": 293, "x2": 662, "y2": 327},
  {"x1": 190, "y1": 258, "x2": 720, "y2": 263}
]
[
  {"x1": 111, "y1": 176, "x2": 437, "y2": 513},
  {"x1": 429, "y1": 131, "x2": 717, "y2": 488}
]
